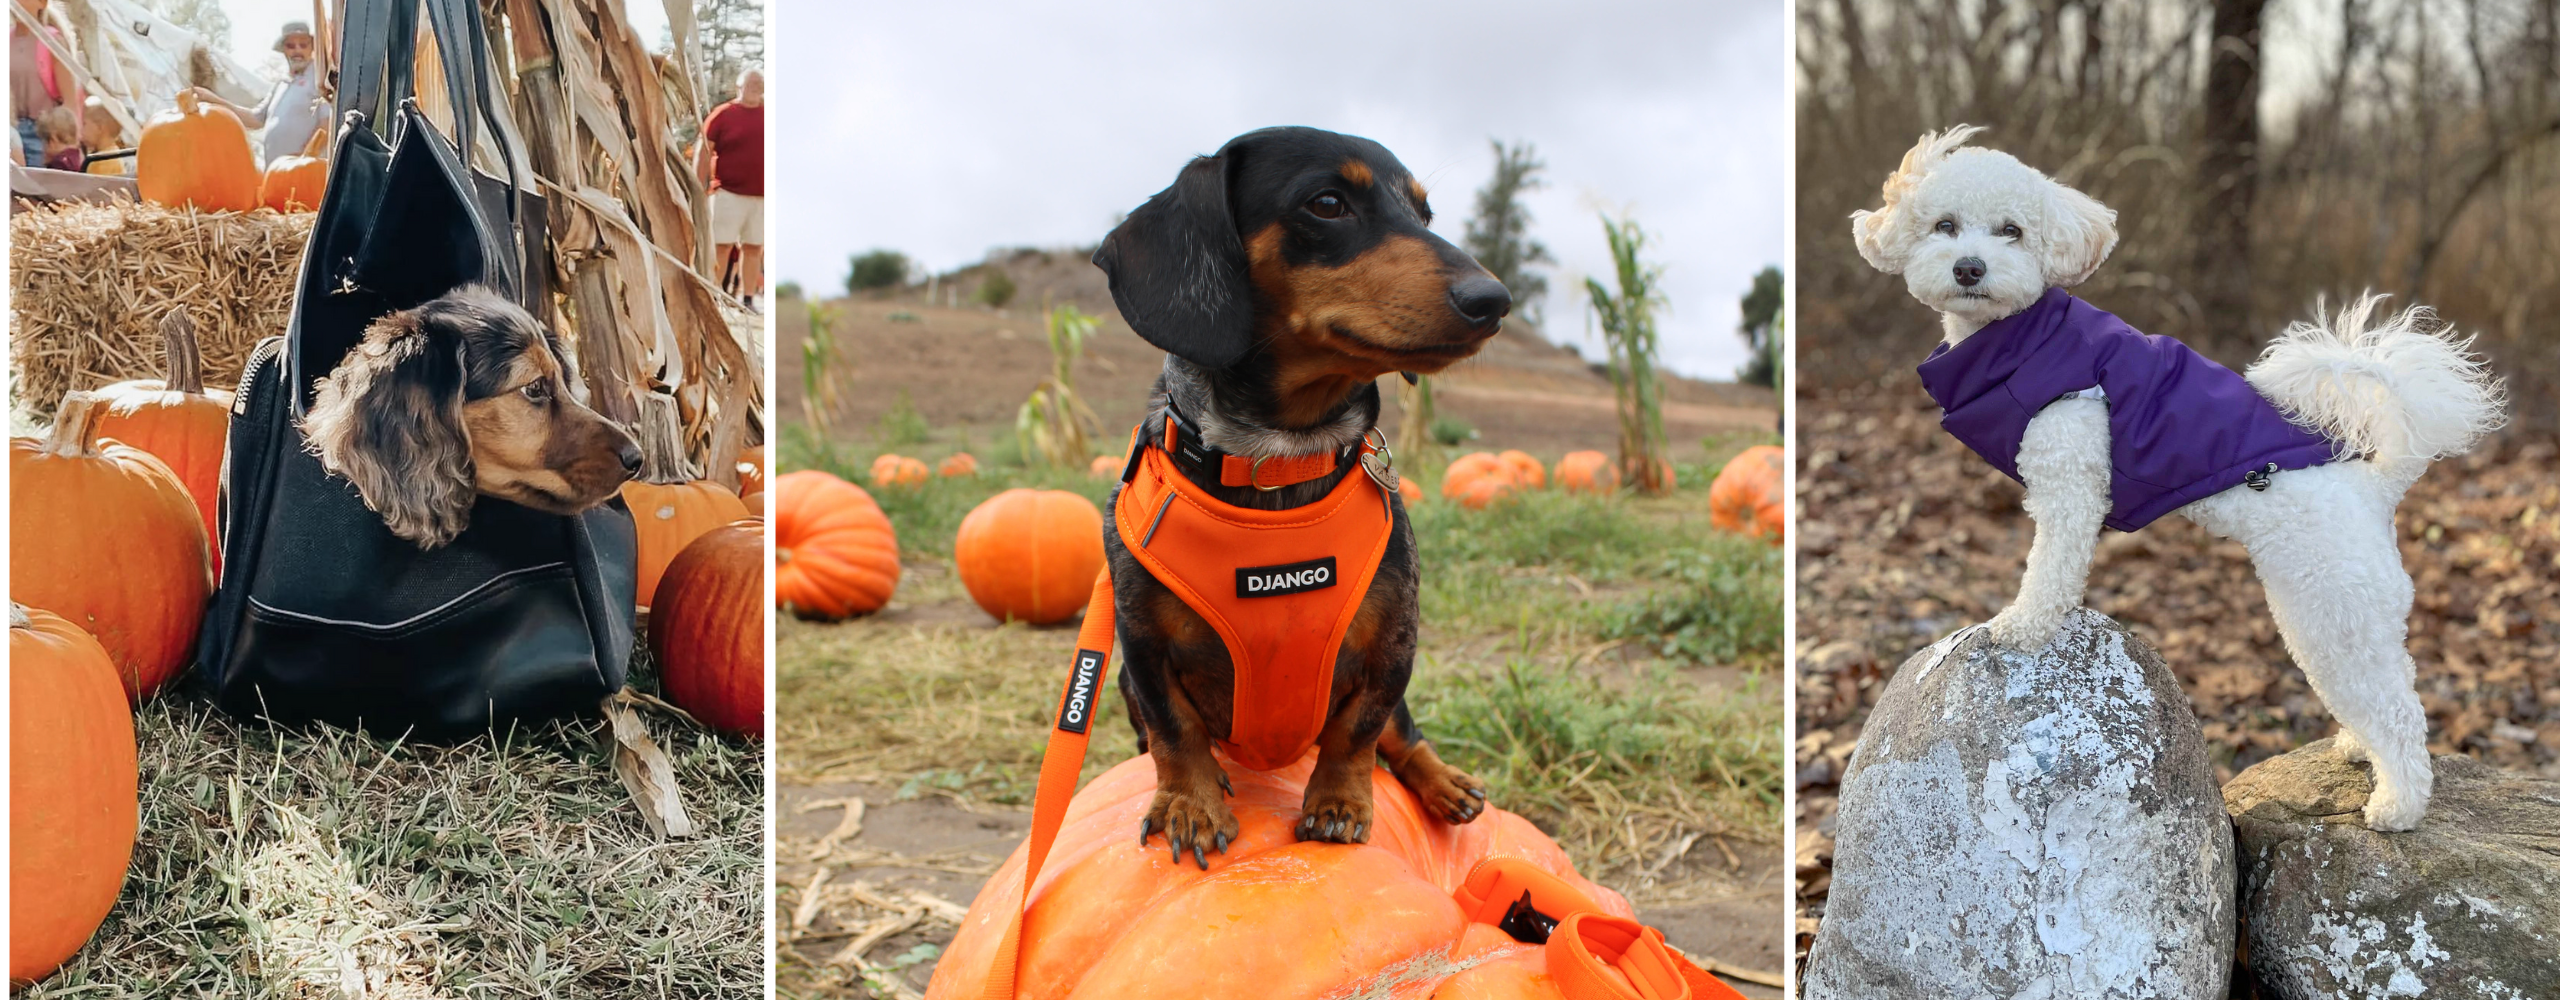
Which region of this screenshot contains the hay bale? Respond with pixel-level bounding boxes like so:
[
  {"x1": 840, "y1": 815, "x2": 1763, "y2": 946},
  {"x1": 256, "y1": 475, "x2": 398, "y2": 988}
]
[{"x1": 10, "y1": 198, "x2": 311, "y2": 417}]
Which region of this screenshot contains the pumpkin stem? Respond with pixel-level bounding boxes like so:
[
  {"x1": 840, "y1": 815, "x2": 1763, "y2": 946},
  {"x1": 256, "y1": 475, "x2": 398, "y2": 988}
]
[
  {"x1": 300, "y1": 118, "x2": 330, "y2": 160},
  {"x1": 636, "y1": 392, "x2": 698, "y2": 485},
  {"x1": 160, "y1": 309, "x2": 207, "y2": 395},
  {"x1": 176, "y1": 88, "x2": 201, "y2": 116},
  {"x1": 9, "y1": 603, "x2": 28, "y2": 630},
  {"x1": 42, "y1": 392, "x2": 105, "y2": 459}
]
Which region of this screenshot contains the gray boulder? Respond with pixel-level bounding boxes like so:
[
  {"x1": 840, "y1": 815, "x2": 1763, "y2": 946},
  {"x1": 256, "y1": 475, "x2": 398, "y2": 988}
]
[
  {"x1": 1805, "y1": 610, "x2": 2235, "y2": 1000},
  {"x1": 2226, "y1": 741, "x2": 2560, "y2": 1000}
]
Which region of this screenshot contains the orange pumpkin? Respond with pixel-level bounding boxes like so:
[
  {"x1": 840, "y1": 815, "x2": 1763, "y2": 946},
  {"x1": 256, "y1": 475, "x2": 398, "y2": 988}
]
[
  {"x1": 9, "y1": 604, "x2": 139, "y2": 983},
  {"x1": 1708, "y1": 445, "x2": 1785, "y2": 543},
  {"x1": 136, "y1": 89, "x2": 259, "y2": 212},
  {"x1": 1553, "y1": 450, "x2": 1617, "y2": 495},
  {"x1": 11, "y1": 392, "x2": 210, "y2": 703},
  {"x1": 740, "y1": 490, "x2": 766, "y2": 516},
  {"x1": 939, "y1": 452, "x2": 980, "y2": 477},
  {"x1": 923, "y1": 750, "x2": 1640, "y2": 1000},
  {"x1": 621, "y1": 398, "x2": 751, "y2": 610},
  {"x1": 1396, "y1": 477, "x2": 1422, "y2": 505},
  {"x1": 775, "y1": 470, "x2": 901, "y2": 619},
  {"x1": 1497, "y1": 449, "x2": 1546, "y2": 488},
  {"x1": 1089, "y1": 454, "x2": 1127, "y2": 479},
  {"x1": 88, "y1": 311, "x2": 233, "y2": 577},
  {"x1": 1457, "y1": 476, "x2": 1514, "y2": 510},
  {"x1": 649, "y1": 519, "x2": 765, "y2": 737},
  {"x1": 954, "y1": 489, "x2": 1104, "y2": 625},
  {"x1": 737, "y1": 445, "x2": 766, "y2": 496},
  {"x1": 869, "y1": 453, "x2": 931, "y2": 487},
  {"x1": 257, "y1": 125, "x2": 329, "y2": 212},
  {"x1": 1441, "y1": 451, "x2": 1513, "y2": 499}
]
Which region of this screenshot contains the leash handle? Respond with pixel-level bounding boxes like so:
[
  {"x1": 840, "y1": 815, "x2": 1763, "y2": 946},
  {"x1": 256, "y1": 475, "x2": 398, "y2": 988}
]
[{"x1": 982, "y1": 571, "x2": 1116, "y2": 1000}]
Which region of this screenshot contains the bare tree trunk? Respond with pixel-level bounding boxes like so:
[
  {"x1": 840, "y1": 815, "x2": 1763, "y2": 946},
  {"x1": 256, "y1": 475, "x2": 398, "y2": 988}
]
[{"x1": 2195, "y1": 0, "x2": 2264, "y2": 347}]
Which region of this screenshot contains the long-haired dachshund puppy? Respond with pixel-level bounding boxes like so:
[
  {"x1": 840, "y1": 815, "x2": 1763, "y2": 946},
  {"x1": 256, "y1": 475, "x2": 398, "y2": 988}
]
[
  {"x1": 302, "y1": 285, "x2": 642, "y2": 549},
  {"x1": 1095, "y1": 126, "x2": 1511, "y2": 864},
  {"x1": 1852, "y1": 126, "x2": 2504, "y2": 830}
]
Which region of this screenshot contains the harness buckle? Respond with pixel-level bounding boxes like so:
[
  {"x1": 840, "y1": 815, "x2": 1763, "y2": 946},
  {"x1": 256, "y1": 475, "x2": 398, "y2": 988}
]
[
  {"x1": 2243, "y1": 462, "x2": 2278, "y2": 492},
  {"x1": 1246, "y1": 455, "x2": 1287, "y2": 492}
]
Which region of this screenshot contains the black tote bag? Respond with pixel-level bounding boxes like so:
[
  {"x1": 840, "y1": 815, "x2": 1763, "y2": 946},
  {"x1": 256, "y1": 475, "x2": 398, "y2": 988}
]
[{"x1": 197, "y1": 0, "x2": 636, "y2": 738}]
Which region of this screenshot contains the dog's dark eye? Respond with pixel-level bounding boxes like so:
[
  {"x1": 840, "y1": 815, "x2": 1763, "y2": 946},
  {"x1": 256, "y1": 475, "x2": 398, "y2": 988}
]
[
  {"x1": 1306, "y1": 192, "x2": 1350, "y2": 220},
  {"x1": 1933, "y1": 218, "x2": 1958, "y2": 236},
  {"x1": 521, "y1": 381, "x2": 551, "y2": 404},
  {"x1": 1999, "y1": 223, "x2": 2022, "y2": 239}
]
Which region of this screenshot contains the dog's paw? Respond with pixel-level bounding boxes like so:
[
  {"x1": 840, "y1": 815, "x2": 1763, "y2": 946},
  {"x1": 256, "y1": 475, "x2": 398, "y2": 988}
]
[
  {"x1": 1295, "y1": 782, "x2": 1376, "y2": 844},
  {"x1": 1985, "y1": 606, "x2": 2063, "y2": 651},
  {"x1": 1402, "y1": 764, "x2": 1488, "y2": 825},
  {"x1": 2362, "y1": 784, "x2": 2428, "y2": 832},
  {"x1": 2334, "y1": 729, "x2": 2371, "y2": 763},
  {"x1": 1140, "y1": 785, "x2": 1238, "y2": 870}
]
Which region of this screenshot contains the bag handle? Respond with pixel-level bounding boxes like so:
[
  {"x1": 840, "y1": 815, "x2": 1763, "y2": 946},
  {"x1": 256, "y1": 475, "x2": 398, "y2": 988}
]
[
  {"x1": 981, "y1": 572, "x2": 1116, "y2": 1000},
  {"x1": 335, "y1": 0, "x2": 420, "y2": 132}
]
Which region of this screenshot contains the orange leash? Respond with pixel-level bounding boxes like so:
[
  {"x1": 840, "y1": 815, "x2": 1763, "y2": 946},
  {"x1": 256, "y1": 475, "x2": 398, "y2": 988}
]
[{"x1": 981, "y1": 571, "x2": 1116, "y2": 1000}]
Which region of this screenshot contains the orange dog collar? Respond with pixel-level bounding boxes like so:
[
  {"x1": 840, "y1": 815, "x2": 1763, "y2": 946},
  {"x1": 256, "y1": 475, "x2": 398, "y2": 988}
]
[{"x1": 1112, "y1": 418, "x2": 1395, "y2": 770}]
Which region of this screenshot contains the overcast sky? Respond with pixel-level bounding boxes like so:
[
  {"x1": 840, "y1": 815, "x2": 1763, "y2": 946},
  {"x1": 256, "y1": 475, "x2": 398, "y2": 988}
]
[{"x1": 773, "y1": 0, "x2": 1784, "y2": 381}]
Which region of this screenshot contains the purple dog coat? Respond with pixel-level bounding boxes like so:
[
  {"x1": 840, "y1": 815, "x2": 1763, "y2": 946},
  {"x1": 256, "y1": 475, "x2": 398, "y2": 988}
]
[{"x1": 1916, "y1": 287, "x2": 2338, "y2": 532}]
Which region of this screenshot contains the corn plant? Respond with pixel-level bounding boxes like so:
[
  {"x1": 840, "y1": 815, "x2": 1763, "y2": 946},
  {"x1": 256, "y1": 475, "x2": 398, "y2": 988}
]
[
  {"x1": 1585, "y1": 215, "x2": 1670, "y2": 494},
  {"x1": 1017, "y1": 303, "x2": 1103, "y2": 468},
  {"x1": 801, "y1": 300, "x2": 845, "y2": 436}
]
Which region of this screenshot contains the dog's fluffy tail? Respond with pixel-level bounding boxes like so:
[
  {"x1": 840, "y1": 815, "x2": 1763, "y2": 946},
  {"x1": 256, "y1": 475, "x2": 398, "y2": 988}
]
[{"x1": 2247, "y1": 293, "x2": 2506, "y2": 486}]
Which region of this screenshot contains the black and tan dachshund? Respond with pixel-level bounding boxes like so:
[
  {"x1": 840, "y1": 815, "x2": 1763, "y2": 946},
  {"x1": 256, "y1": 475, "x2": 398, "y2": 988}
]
[
  {"x1": 302, "y1": 286, "x2": 643, "y2": 549},
  {"x1": 1095, "y1": 126, "x2": 1512, "y2": 865}
]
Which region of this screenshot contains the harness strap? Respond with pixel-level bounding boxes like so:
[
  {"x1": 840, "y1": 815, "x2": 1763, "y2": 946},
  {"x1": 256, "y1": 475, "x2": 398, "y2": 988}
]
[
  {"x1": 1157, "y1": 402, "x2": 1358, "y2": 492},
  {"x1": 982, "y1": 572, "x2": 1115, "y2": 1000}
]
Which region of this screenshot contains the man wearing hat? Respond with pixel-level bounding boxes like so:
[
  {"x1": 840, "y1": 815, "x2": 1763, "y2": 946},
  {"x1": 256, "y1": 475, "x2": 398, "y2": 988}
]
[{"x1": 193, "y1": 20, "x2": 326, "y2": 165}]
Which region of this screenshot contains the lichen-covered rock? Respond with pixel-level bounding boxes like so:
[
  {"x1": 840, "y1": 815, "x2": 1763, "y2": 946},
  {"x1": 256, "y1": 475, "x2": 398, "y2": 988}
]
[
  {"x1": 1805, "y1": 610, "x2": 2235, "y2": 999},
  {"x1": 2226, "y1": 741, "x2": 2560, "y2": 1000}
]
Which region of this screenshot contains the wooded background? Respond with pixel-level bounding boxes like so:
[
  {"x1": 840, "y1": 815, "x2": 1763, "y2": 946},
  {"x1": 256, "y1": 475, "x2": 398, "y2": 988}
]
[{"x1": 1797, "y1": 0, "x2": 2560, "y2": 429}]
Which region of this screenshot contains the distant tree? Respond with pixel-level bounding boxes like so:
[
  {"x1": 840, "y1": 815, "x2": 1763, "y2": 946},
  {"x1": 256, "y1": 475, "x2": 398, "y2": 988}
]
[
  {"x1": 975, "y1": 270, "x2": 1017, "y2": 309},
  {"x1": 1736, "y1": 266, "x2": 1783, "y2": 387},
  {"x1": 848, "y1": 250, "x2": 908, "y2": 293},
  {"x1": 1462, "y1": 140, "x2": 1554, "y2": 325},
  {"x1": 694, "y1": 0, "x2": 764, "y2": 110}
]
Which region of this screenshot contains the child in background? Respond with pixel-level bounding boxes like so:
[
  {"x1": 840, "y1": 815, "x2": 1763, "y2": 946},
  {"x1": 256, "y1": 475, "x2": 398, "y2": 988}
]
[
  {"x1": 37, "y1": 105, "x2": 80, "y2": 171},
  {"x1": 80, "y1": 97, "x2": 123, "y2": 175}
]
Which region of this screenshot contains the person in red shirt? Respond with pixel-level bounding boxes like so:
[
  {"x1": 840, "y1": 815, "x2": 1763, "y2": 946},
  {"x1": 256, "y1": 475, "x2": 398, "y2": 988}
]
[{"x1": 695, "y1": 69, "x2": 764, "y2": 311}]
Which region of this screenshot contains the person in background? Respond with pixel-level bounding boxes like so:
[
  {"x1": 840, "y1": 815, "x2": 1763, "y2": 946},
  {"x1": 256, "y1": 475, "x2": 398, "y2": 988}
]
[
  {"x1": 36, "y1": 103, "x2": 80, "y2": 171},
  {"x1": 192, "y1": 20, "x2": 324, "y2": 165},
  {"x1": 694, "y1": 68, "x2": 764, "y2": 312},
  {"x1": 80, "y1": 95, "x2": 123, "y2": 175},
  {"x1": 12, "y1": 0, "x2": 83, "y2": 167}
]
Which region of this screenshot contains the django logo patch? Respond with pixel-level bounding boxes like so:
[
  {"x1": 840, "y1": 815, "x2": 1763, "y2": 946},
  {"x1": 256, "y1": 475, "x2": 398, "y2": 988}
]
[
  {"x1": 1056, "y1": 649, "x2": 1105, "y2": 734},
  {"x1": 1236, "y1": 557, "x2": 1337, "y2": 598}
]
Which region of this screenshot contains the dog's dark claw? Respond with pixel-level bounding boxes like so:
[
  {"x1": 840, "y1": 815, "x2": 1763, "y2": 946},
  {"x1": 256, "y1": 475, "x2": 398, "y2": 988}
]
[
  {"x1": 1214, "y1": 831, "x2": 1230, "y2": 853},
  {"x1": 1218, "y1": 772, "x2": 1234, "y2": 796},
  {"x1": 1352, "y1": 821, "x2": 1369, "y2": 842},
  {"x1": 1467, "y1": 787, "x2": 1487, "y2": 800},
  {"x1": 1194, "y1": 842, "x2": 1209, "y2": 870},
  {"x1": 1140, "y1": 816, "x2": 1156, "y2": 845}
]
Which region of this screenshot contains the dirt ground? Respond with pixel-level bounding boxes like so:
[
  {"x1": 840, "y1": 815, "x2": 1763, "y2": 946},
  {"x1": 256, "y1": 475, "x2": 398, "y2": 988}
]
[
  {"x1": 1791, "y1": 383, "x2": 2560, "y2": 970},
  {"x1": 776, "y1": 598, "x2": 1787, "y2": 1000},
  {"x1": 778, "y1": 261, "x2": 1778, "y2": 466}
]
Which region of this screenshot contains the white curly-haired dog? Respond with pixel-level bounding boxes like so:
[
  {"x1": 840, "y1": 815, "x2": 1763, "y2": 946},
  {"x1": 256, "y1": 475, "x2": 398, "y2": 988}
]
[{"x1": 1852, "y1": 125, "x2": 2505, "y2": 831}]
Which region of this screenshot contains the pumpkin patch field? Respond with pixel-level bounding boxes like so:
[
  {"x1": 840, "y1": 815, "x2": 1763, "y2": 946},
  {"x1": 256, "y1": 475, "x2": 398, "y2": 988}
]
[{"x1": 771, "y1": 284, "x2": 1787, "y2": 999}]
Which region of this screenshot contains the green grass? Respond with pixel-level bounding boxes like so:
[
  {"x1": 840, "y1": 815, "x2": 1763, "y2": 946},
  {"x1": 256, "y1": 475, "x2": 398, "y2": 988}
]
[{"x1": 22, "y1": 647, "x2": 765, "y2": 999}]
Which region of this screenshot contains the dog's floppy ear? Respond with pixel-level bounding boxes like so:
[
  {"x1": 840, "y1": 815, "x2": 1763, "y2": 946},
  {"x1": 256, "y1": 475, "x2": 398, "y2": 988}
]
[
  {"x1": 301, "y1": 308, "x2": 479, "y2": 549},
  {"x1": 1093, "y1": 150, "x2": 1254, "y2": 369},
  {"x1": 2040, "y1": 182, "x2": 2118, "y2": 287},
  {"x1": 1850, "y1": 124, "x2": 1987, "y2": 273}
]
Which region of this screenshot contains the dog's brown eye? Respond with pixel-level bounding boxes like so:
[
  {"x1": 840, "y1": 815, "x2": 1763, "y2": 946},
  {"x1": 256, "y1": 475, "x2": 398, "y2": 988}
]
[
  {"x1": 1307, "y1": 192, "x2": 1349, "y2": 220},
  {"x1": 521, "y1": 381, "x2": 551, "y2": 404},
  {"x1": 1934, "y1": 218, "x2": 1958, "y2": 236},
  {"x1": 1999, "y1": 223, "x2": 2022, "y2": 239}
]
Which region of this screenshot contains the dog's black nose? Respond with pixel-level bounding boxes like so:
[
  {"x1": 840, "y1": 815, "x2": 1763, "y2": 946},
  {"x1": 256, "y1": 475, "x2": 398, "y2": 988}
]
[
  {"x1": 617, "y1": 439, "x2": 643, "y2": 474},
  {"x1": 1449, "y1": 274, "x2": 1512, "y2": 326},
  {"x1": 1953, "y1": 257, "x2": 1986, "y2": 287}
]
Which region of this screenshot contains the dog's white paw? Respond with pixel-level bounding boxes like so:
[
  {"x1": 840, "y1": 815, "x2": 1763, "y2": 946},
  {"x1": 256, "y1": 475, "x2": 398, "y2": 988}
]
[
  {"x1": 2362, "y1": 783, "x2": 2428, "y2": 832},
  {"x1": 1985, "y1": 606, "x2": 2064, "y2": 651},
  {"x1": 2334, "y1": 729, "x2": 2371, "y2": 763}
]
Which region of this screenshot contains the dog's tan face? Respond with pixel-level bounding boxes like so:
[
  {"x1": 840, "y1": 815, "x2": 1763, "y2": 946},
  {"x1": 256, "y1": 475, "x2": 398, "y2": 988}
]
[{"x1": 303, "y1": 286, "x2": 641, "y2": 548}]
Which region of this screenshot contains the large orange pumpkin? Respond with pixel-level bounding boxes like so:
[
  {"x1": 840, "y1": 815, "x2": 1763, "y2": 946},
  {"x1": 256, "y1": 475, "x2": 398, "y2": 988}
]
[
  {"x1": 622, "y1": 398, "x2": 751, "y2": 610},
  {"x1": 924, "y1": 750, "x2": 1712, "y2": 1000},
  {"x1": 776, "y1": 470, "x2": 901, "y2": 619},
  {"x1": 870, "y1": 453, "x2": 931, "y2": 487},
  {"x1": 1089, "y1": 454, "x2": 1126, "y2": 479},
  {"x1": 1441, "y1": 451, "x2": 1514, "y2": 499},
  {"x1": 1497, "y1": 449, "x2": 1547, "y2": 488},
  {"x1": 737, "y1": 445, "x2": 766, "y2": 496},
  {"x1": 88, "y1": 311, "x2": 234, "y2": 577},
  {"x1": 11, "y1": 392, "x2": 211, "y2": 702},
  {"x1": 9, "y1": 604, "x2": 139, "y2": 982},
  {"x1": 1553, "y1": 451, "x2": 1617, "y2": 495},
  {"x1": 939, "y1": 452, "x2": 980, "y2": 477},
  {"x1": 136, "y1": 89, "x2": 260, "y2": 212},
  {"x1": 1457, "y1": 476, "x2": 1515, "y2": 510},
  {"x1": 258, "y1": 125, "x2": 329, "y2": 212},
  {"x1": 953, "y1": 489, "x2": 1104, "y2": 625},
  {"x1": 1708, "y1": 445, "x2": 1785, "y2": 543},
  {"x1": 649, "y1": 519, "x2": 765, "y2": 737}
]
